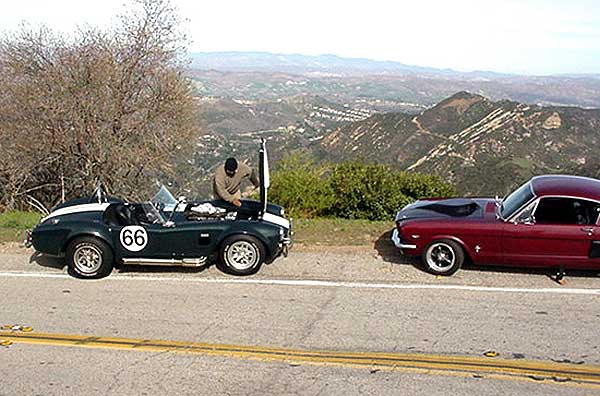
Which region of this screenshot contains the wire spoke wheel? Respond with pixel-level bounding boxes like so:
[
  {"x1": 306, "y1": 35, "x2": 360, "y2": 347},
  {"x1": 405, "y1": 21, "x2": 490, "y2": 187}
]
[
  {"x1": 220, "y1": 235, "x2": 265, "y2": 276},
  {"x1": 73, "y1": 244, "x2": 103, "y2": 274},
  {"x1": 67, "y1": 237, "x2": 113, "y2": 279},
  {"x1": 226, "y1": 240, "x2": 259, "y2": 271}
]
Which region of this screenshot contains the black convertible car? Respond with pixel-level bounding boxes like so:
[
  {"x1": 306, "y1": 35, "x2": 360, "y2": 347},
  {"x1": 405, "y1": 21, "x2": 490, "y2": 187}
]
[{"x1": 27, "y1": 141, "x2": 292, "y2": 278}]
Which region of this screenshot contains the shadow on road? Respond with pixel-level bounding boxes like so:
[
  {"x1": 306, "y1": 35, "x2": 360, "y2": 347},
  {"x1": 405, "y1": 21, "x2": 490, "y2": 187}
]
[
  {"x1": 373, "y1": 230, "x2": 421, "y2": 268},
  {"x1": 115, "y1": 262, "x2": 213, "y2": 275},
  {"x1": 460, "y1": 263, "x2": 600, "y2": 280},
  {"x1": 29, "y1": 251, "x2": 65, "y2": 270},
  {"x1": 373, "y1": 230, "x2": 600, "y2": 281}
]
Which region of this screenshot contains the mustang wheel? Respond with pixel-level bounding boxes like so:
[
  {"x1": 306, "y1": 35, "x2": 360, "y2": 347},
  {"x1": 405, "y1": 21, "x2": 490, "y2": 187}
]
[
  {"x1": 422, "y1": 239, "x2": 464, "y2": 276},
  {"x1": 219, "y1": 235, "x2": 265, "y2": 276},
  {"x1": 66, "y1": 236, "x2": 113, "y2": 279}
]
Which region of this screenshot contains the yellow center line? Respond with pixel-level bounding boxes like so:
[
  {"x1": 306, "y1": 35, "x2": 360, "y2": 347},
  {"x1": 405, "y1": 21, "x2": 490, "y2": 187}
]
[{"x1": 2, "y1": 331, "x2": 600, "y2": 389}]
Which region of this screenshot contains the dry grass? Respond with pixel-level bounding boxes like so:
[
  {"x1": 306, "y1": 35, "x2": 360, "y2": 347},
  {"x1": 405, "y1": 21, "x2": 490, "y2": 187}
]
[
  {"x1": 0, "y1": 211, "x2": 41, "y2": 243},
  {"x1": 292, "y1": 218, "x2": 392, "y2": 246}
]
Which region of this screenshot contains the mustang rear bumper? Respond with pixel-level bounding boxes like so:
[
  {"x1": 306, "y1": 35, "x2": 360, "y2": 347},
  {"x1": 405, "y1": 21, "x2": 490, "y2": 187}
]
[{"x1": 391, "y1": 229, "x2": 417, "y2": 250}]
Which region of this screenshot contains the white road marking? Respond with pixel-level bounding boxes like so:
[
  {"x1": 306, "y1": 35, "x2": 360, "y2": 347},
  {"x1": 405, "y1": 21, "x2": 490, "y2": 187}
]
[{"x1": 0, "y1": 271, "x2": 599, "y2": 295}]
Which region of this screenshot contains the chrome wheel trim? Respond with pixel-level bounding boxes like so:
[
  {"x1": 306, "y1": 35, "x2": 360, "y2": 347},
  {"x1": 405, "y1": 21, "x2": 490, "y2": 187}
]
[
  {"x1": 425, "y1": 242, "x2": 456, "y2": 273},
  {"x1": 73, "y1": 243, "x2": 103, "y2": 274},
  {"x1": 226, "y1": 241, "x2": 259, "y2": 271}
]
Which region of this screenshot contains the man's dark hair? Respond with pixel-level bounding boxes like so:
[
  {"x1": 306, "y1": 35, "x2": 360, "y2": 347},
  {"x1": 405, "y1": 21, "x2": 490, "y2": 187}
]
[{"x1": 225, "y1": 157, "x2": 238, "y2": 173}]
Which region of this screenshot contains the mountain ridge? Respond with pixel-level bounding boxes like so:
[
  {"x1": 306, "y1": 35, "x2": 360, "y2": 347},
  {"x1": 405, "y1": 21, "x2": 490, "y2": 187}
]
[
  {"x1": 319, "y1": 92, "x2": 600, "y2": 195},
  {"x1": 189, "y1": 51, "x2": 596, "y2": 79},
  {"x1": 189, "y1": 51, "x2": 512, "y2": 78}
]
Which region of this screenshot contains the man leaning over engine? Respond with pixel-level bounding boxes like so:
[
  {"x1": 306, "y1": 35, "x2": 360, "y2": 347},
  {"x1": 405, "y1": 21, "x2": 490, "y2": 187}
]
[{"x1": 213, "y1": 157, "x2": 260, "y2": 207}]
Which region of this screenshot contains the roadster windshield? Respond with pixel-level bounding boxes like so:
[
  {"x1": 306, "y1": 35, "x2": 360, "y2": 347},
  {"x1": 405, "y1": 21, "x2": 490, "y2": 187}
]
[
  {"x1": 151, "y1": 185, "x2": 178, "y2": 207},
  {"x1": 500, "y1": 181, "x2": 535, "y2": 220}
]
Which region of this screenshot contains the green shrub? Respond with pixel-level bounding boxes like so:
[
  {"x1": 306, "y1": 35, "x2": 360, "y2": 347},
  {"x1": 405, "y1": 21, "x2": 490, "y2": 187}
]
[
  {"x1": 328, "y1": 161, "x2": 412, "y2": 221},
  {"x1": 268, "y1": 155, "x2": 456, "y2": 221},
  {"x1": 268, "y1": 154, "x2": 335, "y2": 217},
  {"x1": 397, "y1": 172, "x2": 456, "y2": 199}
]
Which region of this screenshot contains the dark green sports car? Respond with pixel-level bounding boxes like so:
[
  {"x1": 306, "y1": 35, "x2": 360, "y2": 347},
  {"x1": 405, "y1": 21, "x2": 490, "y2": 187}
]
[{"x1": 27, "y1": 142, "x2": 292, "y2": 278}]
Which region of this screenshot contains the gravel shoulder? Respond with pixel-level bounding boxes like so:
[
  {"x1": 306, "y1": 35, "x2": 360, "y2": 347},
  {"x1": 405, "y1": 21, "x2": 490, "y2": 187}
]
[{"x1": 1, "y1": 242, "x2": 599, "y2": 289}]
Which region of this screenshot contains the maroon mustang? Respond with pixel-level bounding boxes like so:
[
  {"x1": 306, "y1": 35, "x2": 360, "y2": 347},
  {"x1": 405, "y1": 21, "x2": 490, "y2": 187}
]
[{"x1": 392, "y1": 175, "x2": 600, "y2": 275}]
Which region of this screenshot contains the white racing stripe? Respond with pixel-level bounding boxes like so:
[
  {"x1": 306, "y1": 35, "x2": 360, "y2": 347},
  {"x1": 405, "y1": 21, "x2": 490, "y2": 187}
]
[
  {"x1": 0, "y1": 271, "x2": 599, "y2": 295},
  {"x1": 262, "y1": 212, "x2": 290, "y2": 229},
  {"x1": 41, "y1": 203, "x2": 111, "y2": 222}
]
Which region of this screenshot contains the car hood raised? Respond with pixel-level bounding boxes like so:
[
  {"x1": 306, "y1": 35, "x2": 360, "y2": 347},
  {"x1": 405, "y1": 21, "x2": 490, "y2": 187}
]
[{"x1": 395, "y1": 198, "x2": 494, "y2": 222}]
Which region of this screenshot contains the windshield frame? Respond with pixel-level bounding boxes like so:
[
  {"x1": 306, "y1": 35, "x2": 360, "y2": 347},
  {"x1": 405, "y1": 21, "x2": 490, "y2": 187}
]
[{"x1": 500, "y1": 181, "x2": 536, "y2": 221}]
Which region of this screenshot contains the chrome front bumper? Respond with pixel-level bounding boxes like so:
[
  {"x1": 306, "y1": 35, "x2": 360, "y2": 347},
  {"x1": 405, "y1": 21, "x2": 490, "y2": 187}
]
[
  {"x1": 391, "y1": 229, "x2": 416, "y2": 250},
  {"x1": 280, "y1": 218, "x2": 294, "y2": 257}
]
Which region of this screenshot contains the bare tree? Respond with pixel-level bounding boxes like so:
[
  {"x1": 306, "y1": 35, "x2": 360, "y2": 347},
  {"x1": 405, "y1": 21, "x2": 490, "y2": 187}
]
[{"x1": 0, "y1": 0, "x2": 197, "y2": 209}]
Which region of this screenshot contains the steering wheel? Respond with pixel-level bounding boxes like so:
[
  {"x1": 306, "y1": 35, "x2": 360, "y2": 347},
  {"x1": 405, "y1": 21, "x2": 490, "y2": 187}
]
[{"x1": 145, "y1": 210, "x2": 161, "y2": 225}]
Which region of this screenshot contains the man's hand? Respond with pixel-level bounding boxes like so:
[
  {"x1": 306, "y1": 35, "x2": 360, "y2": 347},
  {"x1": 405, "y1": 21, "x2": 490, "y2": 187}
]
[
  {"x1": 241, "y1": 186, "x2": 258, "y2": 198},
  {"x1": 233, "y1": 199, "x2": 242, "y2": 207}
]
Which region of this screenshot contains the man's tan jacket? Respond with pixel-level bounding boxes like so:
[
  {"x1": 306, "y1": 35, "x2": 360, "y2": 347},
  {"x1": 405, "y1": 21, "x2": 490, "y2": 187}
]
[{"x1": 213, "y1": 162, "x2": 260, "y2": 203}]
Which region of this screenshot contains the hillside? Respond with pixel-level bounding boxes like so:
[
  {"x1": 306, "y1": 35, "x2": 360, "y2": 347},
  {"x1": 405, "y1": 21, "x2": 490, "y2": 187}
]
[
  {"x1": 184, "y1": 90, "x2": 600, "y2": 199},
  {"x1": 188, "y1": 69, "x2": 600, "y2": 112},
  {"x1": 185, "y1": 94, "x2": 371, "y2": 197},
  {"x1": 320, "y1": 92, "x2": 600, "y2": 195}
]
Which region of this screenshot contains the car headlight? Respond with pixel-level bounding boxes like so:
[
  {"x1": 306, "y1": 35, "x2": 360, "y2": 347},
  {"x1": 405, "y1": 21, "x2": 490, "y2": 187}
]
[{"x1": 44, "y1": 218, "x2": 60, "y2": 225}]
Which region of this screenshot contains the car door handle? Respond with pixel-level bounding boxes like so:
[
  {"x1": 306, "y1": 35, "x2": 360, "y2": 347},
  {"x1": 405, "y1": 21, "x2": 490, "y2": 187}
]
[{"x1": 581, "y1": 227, "x2": 594, "y2": 235}]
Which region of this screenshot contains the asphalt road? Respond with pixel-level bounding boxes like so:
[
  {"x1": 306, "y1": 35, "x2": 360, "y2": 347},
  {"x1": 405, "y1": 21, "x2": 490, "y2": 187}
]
[{"x1": 1, "y1": 244, "x2": 599, "y2": 395}]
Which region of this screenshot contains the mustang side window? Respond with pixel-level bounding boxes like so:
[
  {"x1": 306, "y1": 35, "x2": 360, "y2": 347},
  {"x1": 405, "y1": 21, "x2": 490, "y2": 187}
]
[{"x1": 534, "y1": 198, "x2": 600, "y2": 225}]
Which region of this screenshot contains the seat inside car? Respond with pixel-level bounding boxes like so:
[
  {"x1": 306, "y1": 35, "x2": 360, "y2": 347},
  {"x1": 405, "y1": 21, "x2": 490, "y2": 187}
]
[{"x1": 111, "y1": 204, "x2": 139, "y2": 226}]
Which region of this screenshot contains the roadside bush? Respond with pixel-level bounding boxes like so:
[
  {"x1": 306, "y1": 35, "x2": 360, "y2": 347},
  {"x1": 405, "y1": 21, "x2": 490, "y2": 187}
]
[
  {"x1": 397, "y1": 172, "x2": 456, "y2": 199},
  {"x1": 269, "y1": 156, "x2": 456, "y2": 221},
  {"x1": 268, "y1": 154, "x2": 335, "y2": 218},
  {"x1": 328, "y1": 162, "x2": 412, "y2": 221}
]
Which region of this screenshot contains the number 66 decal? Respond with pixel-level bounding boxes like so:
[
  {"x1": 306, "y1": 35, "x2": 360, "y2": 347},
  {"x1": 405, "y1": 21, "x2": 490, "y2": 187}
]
[{"x1": 120, "y1": 226, "x2": 148, "y2": 252}]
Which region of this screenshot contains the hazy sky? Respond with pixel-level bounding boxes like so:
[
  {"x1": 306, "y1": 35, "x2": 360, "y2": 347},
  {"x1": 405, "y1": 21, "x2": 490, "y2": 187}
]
[{"x1": 1, "y1": 0, "x2": 599, "y2": 75}]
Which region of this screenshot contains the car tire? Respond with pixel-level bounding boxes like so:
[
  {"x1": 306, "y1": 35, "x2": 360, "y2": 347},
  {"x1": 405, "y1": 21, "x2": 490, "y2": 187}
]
[
  {"x1": 422, "y1": 239, "x2": 464, "y2": 276},
  {"x1": 219, "y1": 235, "x2": 265, "y2": 276},
  {"x1": 66, "y1": 236, "x2": 114, "y2": 279}
]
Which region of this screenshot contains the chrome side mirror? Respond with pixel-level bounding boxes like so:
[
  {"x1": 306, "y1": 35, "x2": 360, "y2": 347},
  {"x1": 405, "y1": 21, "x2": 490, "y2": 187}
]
[{"x1": 519, "y1": 215, "x2": 535, "y2": 225}]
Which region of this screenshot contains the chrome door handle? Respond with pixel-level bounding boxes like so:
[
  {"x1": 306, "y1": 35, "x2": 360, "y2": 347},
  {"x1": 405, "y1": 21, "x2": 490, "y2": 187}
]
[{"x1": 581, "y1": 227, "x2": 594, "y2": 235}]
